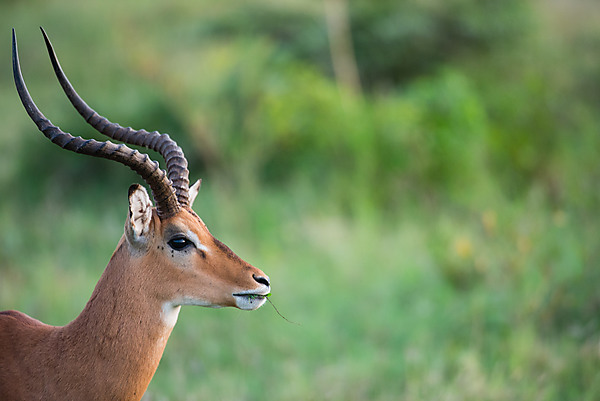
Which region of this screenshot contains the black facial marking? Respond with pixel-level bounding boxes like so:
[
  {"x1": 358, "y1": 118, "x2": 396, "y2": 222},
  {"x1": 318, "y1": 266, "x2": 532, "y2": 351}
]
[{"x1": 213, "y1": 237, "x2": 244, "y2": 263}]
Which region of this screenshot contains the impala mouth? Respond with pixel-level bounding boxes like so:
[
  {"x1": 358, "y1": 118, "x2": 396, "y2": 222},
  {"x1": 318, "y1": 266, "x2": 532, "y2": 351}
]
[{"x1": 233, "y1": 291, "x2": 271, "y2": 310}]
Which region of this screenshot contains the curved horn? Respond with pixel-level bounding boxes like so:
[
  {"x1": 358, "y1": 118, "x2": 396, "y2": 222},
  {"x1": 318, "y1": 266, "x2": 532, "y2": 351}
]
[
  {"x1": 12, "y1": 29, "x2": 180, "y2": 219},
  {"x1": 39, "y1": 27, "x2": 191, "y2": 207}
]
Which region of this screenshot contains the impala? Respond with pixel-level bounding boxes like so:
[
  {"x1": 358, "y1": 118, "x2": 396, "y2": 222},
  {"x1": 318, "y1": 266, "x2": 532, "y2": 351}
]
[{"x1": 0, "y1": 29, "x2": 271, "y2": 401}]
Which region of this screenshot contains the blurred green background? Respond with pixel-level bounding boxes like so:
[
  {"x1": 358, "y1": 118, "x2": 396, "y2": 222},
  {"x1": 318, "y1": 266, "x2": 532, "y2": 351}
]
[{"x1": 1, "y1": 0, "x2": 600, "y2": 399}]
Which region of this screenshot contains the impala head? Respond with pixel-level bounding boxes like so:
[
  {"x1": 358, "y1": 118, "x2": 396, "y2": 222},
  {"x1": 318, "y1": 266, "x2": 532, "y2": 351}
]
[
  {"x1": 125, "y1": 182, "x2": 271, "y2": 311},
  {"x1": 12, "y1": 28, "x2": 270, "y2": 311}
]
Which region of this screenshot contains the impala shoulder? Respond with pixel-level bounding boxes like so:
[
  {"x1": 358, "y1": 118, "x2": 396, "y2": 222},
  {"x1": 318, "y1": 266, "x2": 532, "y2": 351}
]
[
  {"x1": 0, "y1": 310, "x2": 51, "y2": 331},
  {"x1": 0, "y1": 311, "x2": 53, "y2": 347}
]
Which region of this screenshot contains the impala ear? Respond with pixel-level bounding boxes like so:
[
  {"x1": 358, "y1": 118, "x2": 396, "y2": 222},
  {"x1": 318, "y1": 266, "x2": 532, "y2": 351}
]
[
  {"x1": 189, "y1": 179, "x2": 202, "y2": 207},
  {"x1": 126, "y1": 184, "x2": 153, "y2": 247}
]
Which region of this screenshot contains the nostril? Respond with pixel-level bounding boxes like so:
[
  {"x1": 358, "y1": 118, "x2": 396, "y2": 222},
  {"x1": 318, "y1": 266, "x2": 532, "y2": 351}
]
[{"x1": 253, "y1": 274, "x2": 270, "y2": 287}]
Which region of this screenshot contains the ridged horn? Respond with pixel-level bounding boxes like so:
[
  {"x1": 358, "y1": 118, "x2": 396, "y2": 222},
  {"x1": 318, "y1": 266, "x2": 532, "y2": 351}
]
[
  {"x1": 12, "y1": 29, "x2": 180, "y2": 219},
  {"x1": 39, "y1": 27, "x2": 191, "y2": 207}
]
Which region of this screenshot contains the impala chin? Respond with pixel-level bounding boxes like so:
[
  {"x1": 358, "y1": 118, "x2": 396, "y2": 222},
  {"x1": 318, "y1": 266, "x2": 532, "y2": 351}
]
[{"x1": 233, "y1": 291, "x2": 270, "y2": 310}]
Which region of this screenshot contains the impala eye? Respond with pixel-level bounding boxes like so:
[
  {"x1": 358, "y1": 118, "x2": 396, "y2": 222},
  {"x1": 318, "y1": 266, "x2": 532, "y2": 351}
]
[{"x1": 167, "y1": 237, "x2": 193, "y2": 251}]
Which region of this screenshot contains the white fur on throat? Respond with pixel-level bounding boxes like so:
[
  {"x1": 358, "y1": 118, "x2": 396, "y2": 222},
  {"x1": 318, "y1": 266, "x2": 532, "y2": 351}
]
[{"x1": 161, "y1": 302, "x2": 182, "y2": 329}]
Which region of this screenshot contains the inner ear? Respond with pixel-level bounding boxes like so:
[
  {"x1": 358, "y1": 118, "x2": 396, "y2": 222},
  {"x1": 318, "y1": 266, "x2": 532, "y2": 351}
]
[
  {"x1": 126, "y1": 184, "x2": 153, "y2": 244},
  {"x1": 189, "y1": 179, "x2": 202, "y2": 207}
]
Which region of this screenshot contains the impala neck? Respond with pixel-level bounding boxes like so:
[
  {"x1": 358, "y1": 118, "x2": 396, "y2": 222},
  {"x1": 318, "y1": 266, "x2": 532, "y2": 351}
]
[{"x1": 62, "y1": 237, "x2": 177, "y2": 399}]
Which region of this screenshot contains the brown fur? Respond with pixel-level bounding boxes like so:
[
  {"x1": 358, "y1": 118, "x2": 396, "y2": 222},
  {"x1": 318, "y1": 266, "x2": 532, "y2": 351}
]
[{"x1": 0, "y1": 206, "x2": 269, "y2": 400}]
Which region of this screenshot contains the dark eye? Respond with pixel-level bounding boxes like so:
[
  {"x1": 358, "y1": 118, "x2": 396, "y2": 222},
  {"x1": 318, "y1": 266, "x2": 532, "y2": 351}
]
[{"x1": 167, "y1": 237, "x2": 193, "y2": 251}]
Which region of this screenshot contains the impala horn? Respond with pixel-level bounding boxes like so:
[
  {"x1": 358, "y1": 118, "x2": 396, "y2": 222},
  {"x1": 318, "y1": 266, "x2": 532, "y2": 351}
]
[
  {"x1": 38, "y1": 28, "x2": 190, "y2": 207},
  {"x1": 12, "y1": 28, "x2": 183, "y2": 219}
]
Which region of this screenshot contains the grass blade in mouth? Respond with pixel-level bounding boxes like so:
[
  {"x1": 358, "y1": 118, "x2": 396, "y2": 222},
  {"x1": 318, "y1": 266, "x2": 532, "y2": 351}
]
[
  {"x1": 242, "y1": 293, "x2": 298, "y2": 325},
  {"x1": 247, "y1": 293, "x2": 271, "y2": 300},
  {"x1": 266, "y1": 297, "x2": 299, "y2": 325}
]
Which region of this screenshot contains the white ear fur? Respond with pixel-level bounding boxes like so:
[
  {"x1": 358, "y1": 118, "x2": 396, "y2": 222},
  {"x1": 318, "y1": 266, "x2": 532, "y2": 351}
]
[
  {"x1": 127, "y1": 184, "x2": 153, "y2": 243},
  {"x1": 189, "y1": 179, "x2": 202, "y2": 207}
]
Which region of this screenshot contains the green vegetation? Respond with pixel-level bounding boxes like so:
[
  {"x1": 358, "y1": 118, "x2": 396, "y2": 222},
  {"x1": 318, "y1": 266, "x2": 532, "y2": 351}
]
[{"x1": 1, "y1": 0, "x2": 600, "y2": 399}]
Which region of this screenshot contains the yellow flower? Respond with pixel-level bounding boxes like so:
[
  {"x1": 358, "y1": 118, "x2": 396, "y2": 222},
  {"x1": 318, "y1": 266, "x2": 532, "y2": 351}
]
[
  {"x1": 481, "y1": 210, "x2": 497, "y2": 235},
  {"x1": 453, "y1": 236, "x2": 473, "y2": 260}
]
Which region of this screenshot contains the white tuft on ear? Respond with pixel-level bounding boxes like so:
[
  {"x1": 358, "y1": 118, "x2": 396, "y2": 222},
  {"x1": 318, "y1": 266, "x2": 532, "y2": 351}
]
[
  {"x1": 189, "y1": 179, "x2": 202, "y2": 207},
  {"x1": 127, "y1": 184, "x2": 153, "y2": 241}
]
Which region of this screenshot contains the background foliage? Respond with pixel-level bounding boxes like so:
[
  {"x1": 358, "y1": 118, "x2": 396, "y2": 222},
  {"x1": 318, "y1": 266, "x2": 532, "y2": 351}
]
[{"x1": 1, "y1": 0, "x2": 600, "y2": 400}]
